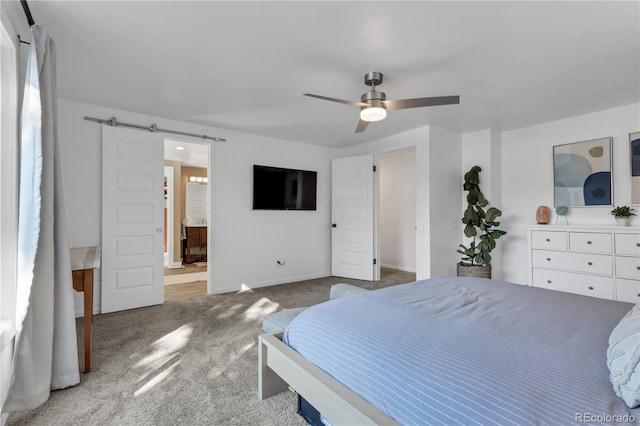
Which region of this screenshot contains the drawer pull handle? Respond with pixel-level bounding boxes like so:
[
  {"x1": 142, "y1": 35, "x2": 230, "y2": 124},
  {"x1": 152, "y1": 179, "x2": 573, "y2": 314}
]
[
  {"x1": 588, "y1": 286, "x2": 594, "y2": 290},
  {"x1": 637, "y1": 266, "x2": 640, "y2": 271},
  {"x1": 546, "y1": 238, "x2": 550, "y2": 242},
  {"x1": 546, "y1": 258, "x2": 551, "y2": 261},
  {"x1": 587, "y1": 241, "x2": 592, "y2": 245},
  {"x1": 637, "y1": 243, "x2": 640, "y2": 247},
  {"x1": 587, "y1": 262, "x2": 593, "y2": 266},
  {"x1": 547, "y1": 280, "x2": 552, "y2": 284}
]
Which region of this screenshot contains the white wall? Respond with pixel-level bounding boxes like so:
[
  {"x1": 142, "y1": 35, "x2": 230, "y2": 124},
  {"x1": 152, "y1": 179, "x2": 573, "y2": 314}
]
[
  {"x1": 379, "y1": 148, "x2": 416, "y2": 272},
  {"x1": 211, "y1": 127, "x2": 334, "y2": 293},
  {"x1": 58, "y1": 99, "x2": 334, "y2": 313},
  {"x1": 425, "y1": 126, "x2": 463, "y2": 278},
  {"x1": 501, "y1": 103, "x2": 640, "y2": 285}
]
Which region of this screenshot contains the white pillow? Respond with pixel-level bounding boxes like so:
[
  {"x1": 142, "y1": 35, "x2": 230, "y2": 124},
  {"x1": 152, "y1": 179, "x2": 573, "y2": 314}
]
[{"x1": 607, "y1": 303, "x2": 640, "y2": 408}]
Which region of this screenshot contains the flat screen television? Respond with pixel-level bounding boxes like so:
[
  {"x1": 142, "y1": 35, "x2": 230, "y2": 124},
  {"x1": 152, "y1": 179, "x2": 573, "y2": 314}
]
[{"x1": 253, "y1": 165, "x2": 317, "y2": 210}]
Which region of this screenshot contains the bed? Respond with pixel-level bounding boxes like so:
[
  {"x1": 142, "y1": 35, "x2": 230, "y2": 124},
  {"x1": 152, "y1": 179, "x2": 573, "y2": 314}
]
[{"x1": 258, "y1": 277, "x2": 639, "y2": 425}]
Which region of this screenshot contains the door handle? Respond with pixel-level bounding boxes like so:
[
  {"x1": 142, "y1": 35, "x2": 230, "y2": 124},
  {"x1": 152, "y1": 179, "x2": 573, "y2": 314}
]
[{"x1": 331, "y1": 224, "x2": 337, "y2": 228}]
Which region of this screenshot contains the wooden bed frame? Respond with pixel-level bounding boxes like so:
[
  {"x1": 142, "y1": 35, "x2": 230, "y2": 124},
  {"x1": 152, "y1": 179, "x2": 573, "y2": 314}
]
[{"x1": 258, "y1": 332, "x2": 399, "y2": 426}]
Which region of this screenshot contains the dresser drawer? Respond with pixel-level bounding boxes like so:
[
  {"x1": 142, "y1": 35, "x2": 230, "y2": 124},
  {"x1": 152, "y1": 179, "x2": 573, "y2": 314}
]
[
  {"x1": 532, "y1": 268, "x2": 614, "y2": 299},
  {"x1": 616, "y1": 278, "x2": 640, "y2": 304},
  {"x1": 532, "y1": 250, "x2": 612, "y2": 275},
  {"x1": 615, "y1": 256, "x2": 640, "y2": 280},
  {"x1": 615, "y1": 234, "x2": 640, "y2": 256},
  {"x1": 187, "y1": 234, "x2": 201, "y2": 246},
  {"x1": 569, "y1": 232, "x2": 611, "y2": 253},
  {"x1": 531, "y1": 231, "x2": 567, "y2": 250}
]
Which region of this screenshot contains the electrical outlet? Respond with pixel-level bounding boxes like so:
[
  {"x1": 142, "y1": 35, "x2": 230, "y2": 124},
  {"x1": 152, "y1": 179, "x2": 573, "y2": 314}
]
[{"x1": 276, "y1": 259, "x2": 286, "y2": 267}]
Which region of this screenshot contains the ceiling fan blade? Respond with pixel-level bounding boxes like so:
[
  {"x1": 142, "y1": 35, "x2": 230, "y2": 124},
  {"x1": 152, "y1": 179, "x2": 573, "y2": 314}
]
[
  {"x1": 355, "y1": 119, "x2": 370, "y2": 133},
  {"x1": 384, "y1": 95, "x2": 460, "y2": 111},
  {"x1": 304, "y1": 93, "x2": 367, "y2": 107}
]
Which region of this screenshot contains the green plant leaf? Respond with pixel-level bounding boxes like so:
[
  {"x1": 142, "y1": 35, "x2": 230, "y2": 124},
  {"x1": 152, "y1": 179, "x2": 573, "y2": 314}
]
[
  {"x1": 489, "y1": 230, "x2": 505, "y2": 239},
  {"x1": 467, "y1": 188, "x2": 479, "y2": 205},
  {"x1": 485, "y1": 207, "x2": 502, "y2": 222},
  {"x1": 476, "y1": 192, "x2": 488, "y2": 207},
  {"x1": 464, "y1": 224, "x2": 477, "y2": 238},
  {"x1": 462, "y1": 206, "x2": 475, "y2": 223},
  {"x1": 477, "y1": 206, "x2": 486, "y2": 218},
  {"x1": 611, "y1": 206, "x2": 635, "y2": 217}
]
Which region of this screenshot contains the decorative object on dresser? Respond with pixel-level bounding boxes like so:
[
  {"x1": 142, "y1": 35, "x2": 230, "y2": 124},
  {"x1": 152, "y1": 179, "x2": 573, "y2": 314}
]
[
  {"x1": 553, "y1": 137, "x2": 613, "y2": 207},
  {"x1": 555, "y1": 205, "x2": 568, "y2": 224},
  {"x1": 527, "y1": 225, "x2": 640, "y2": 303},
  {"x1": 630, "y1": 132, "x2": 640, "y2": 205},
  {"x1": 611, "y1": 206, "x2": 635, "y2": 226},
  {"x1": 457, "y1": 165, "x2": 506, "y2": 278},
  {"x1": 536, "y1": 205, "x2": 551, "y2": 224}
]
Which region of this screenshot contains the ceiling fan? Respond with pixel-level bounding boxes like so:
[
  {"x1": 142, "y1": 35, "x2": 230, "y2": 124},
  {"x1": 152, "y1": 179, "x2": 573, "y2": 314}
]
[{"x1": 304, "y1": 72, "x2": 460, "y2": 133}]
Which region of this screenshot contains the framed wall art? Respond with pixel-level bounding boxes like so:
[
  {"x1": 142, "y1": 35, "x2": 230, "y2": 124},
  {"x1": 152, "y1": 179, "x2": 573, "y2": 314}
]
[
  {"x1": 553, "y1": 137, "x2": 612, "y2": 207},
  {"x1": 631, "y1": 132, "x2": 640, "y2": 205}
]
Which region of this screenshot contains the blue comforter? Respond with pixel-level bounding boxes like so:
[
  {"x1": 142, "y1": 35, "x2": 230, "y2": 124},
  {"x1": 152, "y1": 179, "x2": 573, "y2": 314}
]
[{"x1": 283, "y1": 277, "x2": 638, "y2": 425}]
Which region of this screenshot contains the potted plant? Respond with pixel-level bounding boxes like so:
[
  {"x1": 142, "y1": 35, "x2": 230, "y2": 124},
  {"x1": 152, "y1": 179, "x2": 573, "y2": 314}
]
[
  {"x1": 457, "y1": 165, "x2": 507, "y2": 278},
  {"x1": 611, "y1": 206, "x2": 635, "y2": 226}
]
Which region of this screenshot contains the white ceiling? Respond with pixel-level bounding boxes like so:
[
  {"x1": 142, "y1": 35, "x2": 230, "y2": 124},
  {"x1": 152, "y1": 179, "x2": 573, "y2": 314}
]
[
  {"x1": 25, "y1": 1, "x2": 640, "y2": 148},
  {"x1": 164, "y1": 139, "x2": 209, "y2": 168}
]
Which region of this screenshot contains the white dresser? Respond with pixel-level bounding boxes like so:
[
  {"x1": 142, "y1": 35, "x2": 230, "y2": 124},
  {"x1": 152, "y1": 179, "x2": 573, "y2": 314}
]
[{"x1": 527, "y1": 225, "x2": 640, "y2": 303}]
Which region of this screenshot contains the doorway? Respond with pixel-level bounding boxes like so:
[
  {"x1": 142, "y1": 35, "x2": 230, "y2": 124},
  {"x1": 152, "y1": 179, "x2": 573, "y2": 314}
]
[
  {"x1": 330, "y1": 150, "x2": 417, "y2": 282},
  {"x1": 377, "y1": 147, "x2": 417, "y2": 276},
  {"x1": 163, "y1": 138, "x2": 210, "y2": 301}
]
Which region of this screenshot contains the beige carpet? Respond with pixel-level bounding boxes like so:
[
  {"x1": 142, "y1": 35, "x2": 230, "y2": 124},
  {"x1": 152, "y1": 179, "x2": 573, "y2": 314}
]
[{"x1": 6, "y1": 269, "x2": 415, "y2": 426}]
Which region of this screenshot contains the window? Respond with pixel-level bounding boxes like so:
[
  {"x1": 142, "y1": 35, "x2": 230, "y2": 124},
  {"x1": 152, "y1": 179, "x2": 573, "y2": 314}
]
[{"x1": 1, "y1": 18, "x2": 19, "y2": 412}]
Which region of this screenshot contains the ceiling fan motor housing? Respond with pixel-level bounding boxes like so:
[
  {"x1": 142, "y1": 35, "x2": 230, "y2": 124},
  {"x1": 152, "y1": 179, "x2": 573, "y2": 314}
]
[
  {"x1": 364, "y1": 71, "x2": 383, "y2": 87},
  {"x1": 362, "y1": 72, "x2": 386, "y2": 109},
  {"x1": 361, "y1": 90, "x2": 386, "y2": 109}
]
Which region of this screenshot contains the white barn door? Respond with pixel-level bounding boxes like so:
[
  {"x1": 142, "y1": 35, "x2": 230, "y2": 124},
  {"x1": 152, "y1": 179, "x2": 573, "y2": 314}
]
[
  {"x1": 102, "y1": 126, "x2": 164, "y2": 313},
  {"x1": 331, "y1": 155, "x2": 374, "y2": 281}
]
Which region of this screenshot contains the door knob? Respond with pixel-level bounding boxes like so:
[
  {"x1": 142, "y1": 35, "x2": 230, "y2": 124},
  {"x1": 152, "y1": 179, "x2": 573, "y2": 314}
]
[
  {"x1": 156, "y1": 227, "x2": 163, "y2": 233},
  {"x1": 331, "y1": 224, "x2": 337, "y2": 228}
]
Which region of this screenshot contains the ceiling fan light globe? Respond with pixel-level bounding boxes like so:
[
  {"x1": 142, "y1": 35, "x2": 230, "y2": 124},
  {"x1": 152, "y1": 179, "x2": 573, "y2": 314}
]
[{"x1": 360, "y1": 106, "x2": 386, "y2": 122}]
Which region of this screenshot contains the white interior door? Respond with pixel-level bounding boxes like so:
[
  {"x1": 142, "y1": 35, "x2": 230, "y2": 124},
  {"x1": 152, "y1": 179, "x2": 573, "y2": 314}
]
[
  {"x1": 102, "y1": 126, "x2": 164, "y2": 313},
  {"x1": 331, "y1": 154, "x2": 374, "y2": 281}
]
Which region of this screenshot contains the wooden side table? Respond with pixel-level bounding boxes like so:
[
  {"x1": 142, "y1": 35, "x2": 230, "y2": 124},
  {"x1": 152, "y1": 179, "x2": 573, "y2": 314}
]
[{"x1": 70, "y1": 247, "x2": 101, "y2": 373}]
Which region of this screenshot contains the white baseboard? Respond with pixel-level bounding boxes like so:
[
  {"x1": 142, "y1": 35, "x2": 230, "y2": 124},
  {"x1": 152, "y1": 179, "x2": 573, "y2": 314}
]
[
  {"x1": 166, "y1": 260, "x2": 185, "y2": 269},
  {"x1": 380, "y1": 263, "x2": 416, "y2": 273},
  {"x1": 210, "y1": 271, "x2": 331, "y2": 295}
]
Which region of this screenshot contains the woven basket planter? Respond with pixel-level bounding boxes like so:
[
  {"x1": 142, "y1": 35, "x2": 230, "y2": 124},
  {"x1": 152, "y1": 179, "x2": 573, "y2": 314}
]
[{"x1": 456, "y1": 263, "x2": 491, "y2": 279}]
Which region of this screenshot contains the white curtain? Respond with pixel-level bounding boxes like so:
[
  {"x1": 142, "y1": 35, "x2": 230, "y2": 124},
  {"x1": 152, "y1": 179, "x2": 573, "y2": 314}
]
[{"x1": 4, "y1": 25, "x2": 79, "y2": 412}]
